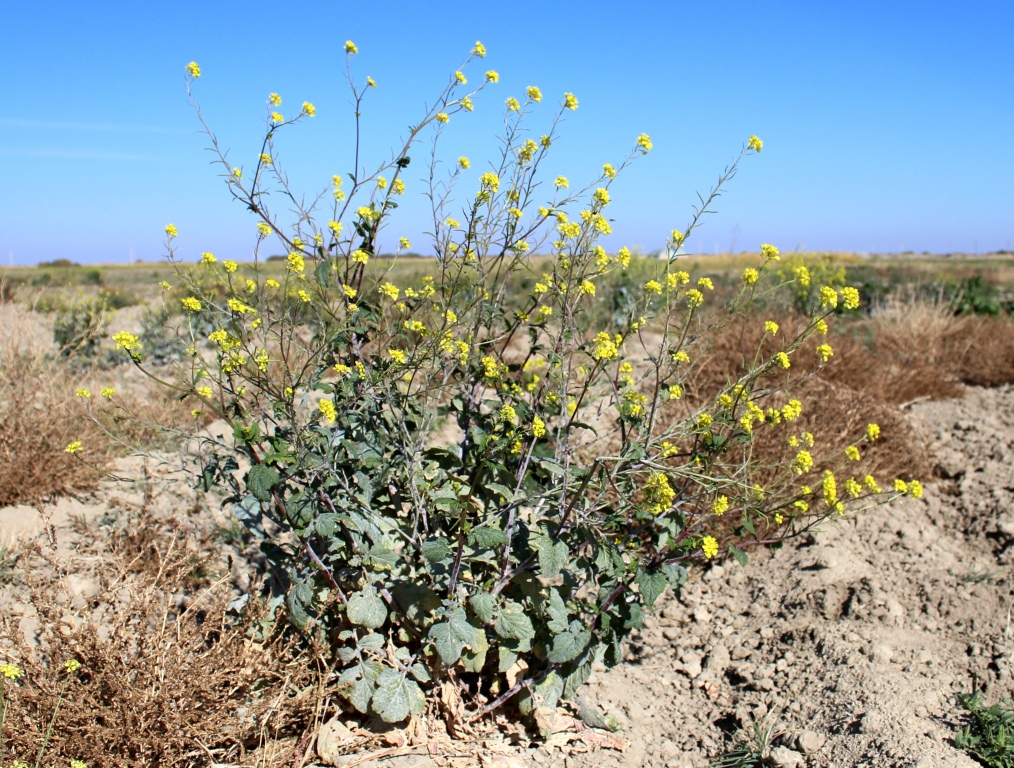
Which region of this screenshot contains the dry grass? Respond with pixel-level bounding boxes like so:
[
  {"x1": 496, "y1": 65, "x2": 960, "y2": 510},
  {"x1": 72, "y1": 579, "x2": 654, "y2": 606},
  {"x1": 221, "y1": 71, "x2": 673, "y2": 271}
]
[
  {"x1": 0, "y1": 503, "x2": 327, "y2": 768},
  {"x1": 0, "y1": 312, "x2": 112, "y2": 507}
]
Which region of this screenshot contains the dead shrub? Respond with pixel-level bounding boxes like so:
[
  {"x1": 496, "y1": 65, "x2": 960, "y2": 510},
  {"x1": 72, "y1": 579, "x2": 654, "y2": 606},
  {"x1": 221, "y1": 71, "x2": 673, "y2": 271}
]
[
  {"x1": 0, "y1": 317, "x2": 112, "y2": 507},
  {"x1": 0, "y1": 506, "x2": 327, "y2": 767}
]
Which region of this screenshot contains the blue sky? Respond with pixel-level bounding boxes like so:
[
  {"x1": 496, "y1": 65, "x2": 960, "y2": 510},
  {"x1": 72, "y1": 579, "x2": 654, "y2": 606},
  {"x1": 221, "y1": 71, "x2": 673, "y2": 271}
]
[{"x1": 2, "y1": 0, "x2": 1012, "y2": 265}]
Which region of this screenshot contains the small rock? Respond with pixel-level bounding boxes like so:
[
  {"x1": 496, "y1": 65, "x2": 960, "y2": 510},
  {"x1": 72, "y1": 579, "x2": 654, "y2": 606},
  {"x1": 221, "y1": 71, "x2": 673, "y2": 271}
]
[
  {"x1": 769, "y1": 746, "x2": 805, "y2": 768},
  {"x1": 681, "y1": 652, "x2": 703, "y2": 679},
  {"x1": 753, "y1": 677, "x2": 775, "y2": 691},
  {"x1": 693, "y1": 607, "x2": 712, "y2": 624},
  {"x1": 871, "y1": 642, "x2": 893, "y2": 665},
  {"x1": 797, "y1": 730, "x2": 825, "y2": 754},
  {"x1": 704, "y1": 644, "x2": 730, "y2": 676}
]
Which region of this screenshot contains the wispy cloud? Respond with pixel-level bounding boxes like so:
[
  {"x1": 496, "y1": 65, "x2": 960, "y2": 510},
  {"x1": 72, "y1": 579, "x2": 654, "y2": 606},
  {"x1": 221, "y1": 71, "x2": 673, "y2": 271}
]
[
  {"x1": 0, "y1": 148, "x2": 164, "y2": 161},
  {"x1": 0, "y1": 118, "x2": 188, "y2": 135}
]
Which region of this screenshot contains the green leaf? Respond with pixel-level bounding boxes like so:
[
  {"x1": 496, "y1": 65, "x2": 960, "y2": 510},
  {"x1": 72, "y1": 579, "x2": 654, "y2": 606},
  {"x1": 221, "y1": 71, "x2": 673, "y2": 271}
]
[
  {"x1": 546, "y1": 588, "x2": 568, "y2": 634},
  {"x1": 728, "y1": 544, "x2": 749, "y2": 566},
  {"x1": 469, "y1": 592, "x2": 496, "y2": 624},
  {"x1": 347, "y1": 585, "x2": 387, "y2": 629},
  {"x1": 460, "y1": 628, "x2": 488, "y2": 673},
  {"x1": 547, "y1": 621, "x2": 591, "y2": 664},
  {"x1": 315, "y1": 513, "x2": 339, "y2": 538},
  {"x1": 358, "y1": 633, "x2": 384, "y2": 651},
  {"x1": 246, "y1": 464, "x2": 279, "y2": 502},
  {"x1": 534, "y1": 536, "x2": 568, "y2": 578},
  {"x1": 469, "y1": 527, "x2": 508, "y2": 549},
  {"x1": 486, "y1": 482, "x2": 515, "y2": 501},
  {"x1": 636, "y1": 567, "x2": 668, "y2": 609},
  {"x1": 338, "y1": 660, "x2": 380, "y2": 714},
  {"x1": 428, "y1": 606, "x2": 477, "y2": 665},
  {"x1": 518, "y1": 670, "x2": 563, "y2": 716},
  {"x1": 662, "y1": 562, "x2": 688, "y2": 590},
  {"x1": 287, "y1": 581, "x2": 314, "y2": 630},
  {"x1": 421, "y1": 538, "x2": 451, "y2": 562},
  {"x1": 494, "y1": 600, "x2": 535, "y2": 648},
  {"x1": 498, "y1": 647, "x2": 518, "y2": 672},
  {"x1": 372, "y1": 668, "x2": 426, "y2": 723}
]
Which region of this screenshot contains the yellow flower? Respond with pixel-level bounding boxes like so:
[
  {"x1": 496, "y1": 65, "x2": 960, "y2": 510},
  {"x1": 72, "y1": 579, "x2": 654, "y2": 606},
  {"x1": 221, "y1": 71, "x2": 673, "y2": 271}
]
[
  {"x1": 781, "y1": 399, "x2": 802, "y2": 421},
  {"x1": 397, "y1": 237, "x2": 411, "y2": 251},
  {"x1": 844, "y1": 477, "x2": 862, "y2": 498},
  {"x1": 794, "y1": 264, "x2": 810, "y2": 286},
  {"x1": 864, "y1": 474, "x2": 881, "y2": 493},
  {"x1": 455, "y1": 70, "x2": 467, "y2": 84},
  {"x1": 344, "y1": 40, "x2": 358, "y2": 54},
  {"x1": 668, "y1": 385, "x2": 683, "y2": 400},
  {"x1": 842, "y1": 286, "x2": 860, "y2": 310},
  {"x1": 257, "y1": 222, "x2": 272, "y2": 237},
  {"x1": 334, "y1": 363, "x2": 351, "y2": 377},
  {"x1": 764, "y1": 320, "x2": 779, "y2": 335},
  {"x1": 75, "y1": 388, "x2": 91, "y2": 399},
  {"x1": 742, "y1": 268, "x2": 759, "y2": 285},
  {"x1": 499, "y1": 404, "x2": 517, "y2": 424},
  {"x1": 319, "y1": 399, "x2": 337, "y2": 423},
  {"x1": 366, "y1": 76, "x2": 376, "y2": 88},
  {"x1": 644, "y1": 471, "x2": 676, "y2": 514},
  {"x1": 505, "y1": 97, "x2": 520, "y2": 112},
  {"x1": 616, "y1": 246, "x2": 631, "y2": 269},
  {"x1": 159, "y1": 281, "x2": 171, "y2": 290},
  {"x1": 65, "y1": 441, "x2": 82, "y2": 454},
  {"x1": 845, "y1": 445, "x2": 861, "y2": 461},
  {"x1": 436, "y1": 112, "x2": 450, "y2": 123},
  {"x1": 712, "y1": 495, "x2": 729, "y2": 516},
  {"x1": 100, "y1": 387, "x2": 115, "y2": 399},
  {"x1": 376, "y1": 176, "x2": 388, "y2": 190},
  {"x1": 602, "y1": 163, "x2": 616, "y2": 179},
  {"x1": 271, "y1": 111, "x2": 284, "y2": 124},
  {"x1": 392, "y1": 178, "x2": 405, "y2": 194},
  {"x1": 698, "y1": 277, "x2": 714, "y2": 290},
  {"x1": 526, "y1": 85, "x2": 542, "y2": 102},
  {"x1": 196, "y1": 385, "x2": 213, "y2": 398},
  {"x1": 266, "y1": 278, "x2": 280, "y2": 289},
  {"x1": 701, "y1": 536, "x2": 719, "y2": 559},
  {"x1": 760, "y1": 243, "x2": 780, "y2": 262},
  {"x1": 112, "y1": 331, "x2": 141, "y2": 352},
  {"x1": 579, "y1": 280, "x2": 596, "y2": 296},
  {"x1": 593, "y1": 187, "x2": 610, "y2": 206},
  {"x1": 269, "y1": 92, "x2": 281, "y2": 106},
  {"x1": 822, "y1": 470, "x2": 838, "y2": 507},
  {"x1": 686, "y1": 289, "x2": 704, "y2": 308},
  {"x1": 532, "y1": 416, "x2": 546, "y2": 438},
  {"x1": 232, "y1": 167, "x2": 242, "y2": 179},
  {"x1": 0, "y1": 662, "x2": 22, "y2": 680},
  {"x1": 223, "y1": 259, "x2": 238, "y2": 273},
  {"x1": 748, "y1": 135, "x2": 763, "y2": 152},
  {"x1": 815, "y1": 318, "x2": 828, "y2": 335},
  {"x1": 64, "y1": 659, "x2": 81, "y2": 674},
  {"x1": 287, "y1": 252, "x2": 305, "y2": 273},
  {"x1": 185, "y1": 61, "x2": 201, "y2": 78},
  {"x1": 181, "y1": 296, "x2": 202, "y2": 312},
  {"x1": 819, "y1": 286, "x2": 839, "y2": 308},
  {"x1": 259, "y1": 153, "x2": 272, "y2": 165},
  {"x1": 636, "y1": 133, "x2": 652, "y2": 152},
  {"x1": 793, "y1": 450, "x2": 814, "y2": 474},
  {"x1": 297, "y1": 290, "x2": 311, "y2": 303},
  {"x1": 816, "y1": 343, "x2": 833, "y2": 362},
  {"x1": 866, "y1": 423, "x2": 880, "y2": 441},
  {"x1": 71, "y1": 761, "x2": 87, "y2": 768},
  {"x1": 563, "y1": 92, "x2": 578, "y2": 110},
  {"x1": 894, "y1": 478, "x2": 909, "y2": 494},
  {"x1": 909, "y1": 479, "x2": 923, "y2": 498},
  {"x1": 457, "y1": 156, "x2": 470, "y2": 170},
  {"x1": 592, "y1": 332, "x2": 621, "y2": 361},
  {"x1": 672, "y1": 349, "x2": 690, "y2": 364},
  {"x1": 388, "y1": 349, "x2": 407, "y2": 364},
  {"x1": 485, "y1": 70, "x2": 499, "y2": 83},
  {"x1": 165, "y1": 223, "x2": 178, "y2": 238},
  {"x1": 379, "y1": 282, "x2": 399, "y2": 300},
  {"x1": 473, "y1": 41, "x2": 486, "y2": 58},
  {"x1": 644, "y1": 279, "x2": 662, "y2": 295},
  {"x1": 228, "y1": 298, "x2": 254, "y2": 313}
]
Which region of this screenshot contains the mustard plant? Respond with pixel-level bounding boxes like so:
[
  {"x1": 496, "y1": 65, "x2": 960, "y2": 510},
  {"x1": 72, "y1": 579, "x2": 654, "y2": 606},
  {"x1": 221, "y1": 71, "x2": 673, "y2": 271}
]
[{"x1": 110, "y1": 44, "x2": 919, "y2": 726}]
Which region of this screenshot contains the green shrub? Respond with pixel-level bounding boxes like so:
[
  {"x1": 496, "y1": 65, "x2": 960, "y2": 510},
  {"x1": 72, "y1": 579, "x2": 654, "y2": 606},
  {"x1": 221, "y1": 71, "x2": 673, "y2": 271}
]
[{"x1": 114, "y1": 47, "x2": 915, "y2": 729}]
